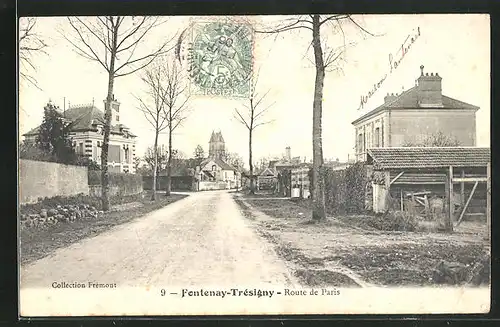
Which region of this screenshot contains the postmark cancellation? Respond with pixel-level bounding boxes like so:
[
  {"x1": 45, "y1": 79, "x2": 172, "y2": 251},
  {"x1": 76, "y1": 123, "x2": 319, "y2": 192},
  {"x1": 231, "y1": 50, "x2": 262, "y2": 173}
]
[{"x1": 186, "y1": 20, "x2": 254, "y2": 98}]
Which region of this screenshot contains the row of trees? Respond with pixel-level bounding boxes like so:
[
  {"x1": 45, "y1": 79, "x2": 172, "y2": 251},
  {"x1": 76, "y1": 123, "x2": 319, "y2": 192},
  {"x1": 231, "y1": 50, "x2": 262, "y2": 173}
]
[
  {"x1": 135, "y1": 57, "x2": 190, "y2": 200},
  {"x1": 138, "y1": 144, "x2": 245, "y2": 176},
  {"x1": 20, "y1": 17, "x2": 182, "y2": 207},
  {"x1": 21, "y1": 15, "x2": 376, "y2": 222}
]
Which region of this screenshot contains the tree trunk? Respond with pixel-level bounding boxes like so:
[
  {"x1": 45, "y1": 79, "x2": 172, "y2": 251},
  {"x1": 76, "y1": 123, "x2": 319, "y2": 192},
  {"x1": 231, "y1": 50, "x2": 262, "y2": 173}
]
[
  {"x1": 166, "y1": 118, "x2": 173, "y2": 196},
  {"x1": 101, "y1": 38, "x2": 117, "y2": 211},
  {"x1": 311, "y1": 15, "x2": 326, "y2": 221},
  {"x1": 151, "y1": 130, "x2": 159, "y2": 201},
  {"x1": 248, "y1": 128, "x2": 255, "y2": 195}
]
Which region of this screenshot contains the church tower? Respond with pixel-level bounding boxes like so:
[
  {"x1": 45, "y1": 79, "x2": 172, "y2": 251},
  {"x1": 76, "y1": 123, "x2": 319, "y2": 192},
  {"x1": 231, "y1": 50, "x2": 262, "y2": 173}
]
[{"x1": 208, "y1": 130, "x2": 226, "y2": 159}]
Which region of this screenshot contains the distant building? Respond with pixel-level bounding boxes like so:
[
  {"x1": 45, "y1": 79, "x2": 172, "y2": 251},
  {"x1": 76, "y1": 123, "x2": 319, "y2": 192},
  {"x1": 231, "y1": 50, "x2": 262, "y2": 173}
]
[
  {"x1": 352, "y1": 66, "x2": 479, "y2": 162},
  {"x1": 23, "y1": 96, "x2": 138, "y2": 173},
  {"x1": 257, "y1": 167, "x2": 278, "y2": 191},
  {"x1": 208, "y1": 130, "x2": 226, "y2": 159},
  {"x1": 197, "y1": 130, "x2": 241, "y2": 189}
]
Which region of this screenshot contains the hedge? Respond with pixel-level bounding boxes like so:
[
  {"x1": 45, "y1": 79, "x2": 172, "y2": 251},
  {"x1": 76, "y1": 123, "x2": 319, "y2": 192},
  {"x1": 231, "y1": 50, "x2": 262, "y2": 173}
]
[
  {"x1": 309, "y1": 162, "x2": 369, "y2": 214},
  {"x1": 142, "y1": 175, "x2": 195, "y2": 191},
  {"x1": 88, "y1": 170, "x2": 143, "y2": 194}
]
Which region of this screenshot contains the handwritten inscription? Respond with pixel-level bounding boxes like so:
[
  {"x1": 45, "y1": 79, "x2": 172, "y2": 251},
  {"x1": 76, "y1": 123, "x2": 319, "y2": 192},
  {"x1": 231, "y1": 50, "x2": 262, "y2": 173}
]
[{"x1": 358, "y1": 27, "x2": 421, "y2": 110}]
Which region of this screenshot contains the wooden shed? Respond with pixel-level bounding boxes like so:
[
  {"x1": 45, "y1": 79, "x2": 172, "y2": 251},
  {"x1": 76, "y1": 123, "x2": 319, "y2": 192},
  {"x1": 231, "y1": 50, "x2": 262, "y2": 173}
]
[{"x1": 367, "y1": 147, "x2": 491, "y2": 233}]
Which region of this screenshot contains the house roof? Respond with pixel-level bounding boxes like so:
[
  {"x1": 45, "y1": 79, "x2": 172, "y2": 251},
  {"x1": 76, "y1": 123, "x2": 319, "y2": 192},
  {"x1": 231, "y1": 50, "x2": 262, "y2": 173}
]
[
  {"x1": 200, "y1": 157, "x2": 236, "y2": 171},
  {"x1": 352, "y1": 86, "x2": 480, "y2": 125},
  {"x1": 23, "y1": 105, "x2": 137, "y2": 137},
  {"x1": 201, "y1": 170, "x2": 215, "y2": 179},
  {"x1": 367, "y1": 147, "x2": 491, "y2": 169},
  {"x1": 259, "y1": 167, "x2": 277, "y2": 177}
]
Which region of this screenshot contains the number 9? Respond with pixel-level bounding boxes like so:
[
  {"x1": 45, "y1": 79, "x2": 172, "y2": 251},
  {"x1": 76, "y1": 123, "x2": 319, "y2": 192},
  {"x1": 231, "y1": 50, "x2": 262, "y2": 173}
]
[{"x1": 161, "y1": 289, "x2": 166, "y2": 296}]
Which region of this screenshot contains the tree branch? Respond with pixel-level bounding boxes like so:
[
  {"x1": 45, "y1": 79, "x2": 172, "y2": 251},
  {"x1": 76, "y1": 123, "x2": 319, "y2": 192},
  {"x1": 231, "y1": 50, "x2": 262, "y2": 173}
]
[{"x1": 234, "y1": 108, "x2": 250, "y2": 130}]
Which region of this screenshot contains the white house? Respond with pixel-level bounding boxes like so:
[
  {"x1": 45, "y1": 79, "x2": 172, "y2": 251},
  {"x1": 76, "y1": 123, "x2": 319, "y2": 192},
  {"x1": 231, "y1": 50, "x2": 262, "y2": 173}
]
[
  {"x1": 23, "y1": 96, "x2": 137, "y2": 173},
  {"x1": 195, "y1": 131, "x2": 241, "y2": 190}
]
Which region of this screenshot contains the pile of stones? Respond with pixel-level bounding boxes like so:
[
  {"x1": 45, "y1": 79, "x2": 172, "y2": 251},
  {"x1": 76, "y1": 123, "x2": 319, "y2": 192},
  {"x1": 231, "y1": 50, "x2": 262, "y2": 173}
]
[{"x1": 20, "y1": 204, "x2": 104, "y2": 230}]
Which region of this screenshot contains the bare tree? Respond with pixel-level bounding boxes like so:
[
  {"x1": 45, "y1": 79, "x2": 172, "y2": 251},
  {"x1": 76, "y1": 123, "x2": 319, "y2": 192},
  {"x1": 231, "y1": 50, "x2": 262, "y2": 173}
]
[
  {"x1": 402, "y1": 132, "x2": 462, "y2": 147},
  {"x1": 257, "y1": 156, "x2": 271, "y2": 171},
  {"x1": 144, "y1": 145, "x2": 169, "y2": 176},
  {"x1": 19, "y1": 17, "x2": 48, "y2": 89},
  {"x1": 194, "y1": 145, "x2": 205, "y2": 159},
  {"x1": 63, "y1": 16, "x2": 175, "y2": 210},
  {"x1": 224, "y1": 152, "x2": 245, "y2": 172},
  {"x1": 234, "y1": 71, "x2": 274, "y2": 194},
  {"x1": 162, "y1": 58, "x2": 190, "y2": 196},
  {"x1": 135, "y1": 58, "x2": 170, "y2": 200},
  {"x1": 133, "y1": 156, "x2": 141, "y2": 173},
  {"x1": 255, "y1": 15, "x2": 376, "y2": 220}
]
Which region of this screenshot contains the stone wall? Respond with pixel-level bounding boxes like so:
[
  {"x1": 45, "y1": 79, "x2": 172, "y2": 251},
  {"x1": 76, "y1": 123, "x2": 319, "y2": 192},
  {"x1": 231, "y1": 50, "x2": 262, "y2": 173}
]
[
  {"x1": 19, "y1": 159, "x2": 90, "y2": 204},
  {"x1": 199, "y1": 181, "x2": 230, "y2": 191}
]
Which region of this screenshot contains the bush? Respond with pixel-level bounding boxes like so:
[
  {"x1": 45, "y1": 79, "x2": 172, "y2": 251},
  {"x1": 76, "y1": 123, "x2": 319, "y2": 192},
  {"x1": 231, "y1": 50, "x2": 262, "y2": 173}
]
[
  {"x1": 372, "y1": 210, "x2": 418, "y2": 232},
  {"x1": 88, "y1": 170, "x2": 101, "y2": 185},
  {"x1": 19, "y1": 192, "x2": 145, "y2": 215},
  {"x1": 19, "y1": 142, "x2": 57, "y2": 162},
  {"x1": 20, "y1": 193, "x2": 103, "y2": 214},
  {"x1": 338, "y1": 211, "x2": 418, "y2": 232},
  {"x1": 310, "y1": 162, "x2": 368, "y2": 215}
]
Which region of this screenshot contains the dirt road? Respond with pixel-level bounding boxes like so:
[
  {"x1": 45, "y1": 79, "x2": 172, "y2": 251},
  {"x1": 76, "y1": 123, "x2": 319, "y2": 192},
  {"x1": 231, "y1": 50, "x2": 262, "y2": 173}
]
[{"x1": 20, "y1": 191, "x2": 297, "y2": 289}]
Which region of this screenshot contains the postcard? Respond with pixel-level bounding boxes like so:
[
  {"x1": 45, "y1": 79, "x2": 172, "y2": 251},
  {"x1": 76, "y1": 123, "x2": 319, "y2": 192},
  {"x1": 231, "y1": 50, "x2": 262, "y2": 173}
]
[{"x1": 18, "y1": 14, "x2": 490, "y2": 316}]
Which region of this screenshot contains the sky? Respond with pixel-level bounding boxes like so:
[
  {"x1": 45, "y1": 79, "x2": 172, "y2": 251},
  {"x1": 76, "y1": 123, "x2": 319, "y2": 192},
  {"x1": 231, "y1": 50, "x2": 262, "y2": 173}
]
[{"x1": 18, "y1": 14, "x2": 490, "y2": 166}]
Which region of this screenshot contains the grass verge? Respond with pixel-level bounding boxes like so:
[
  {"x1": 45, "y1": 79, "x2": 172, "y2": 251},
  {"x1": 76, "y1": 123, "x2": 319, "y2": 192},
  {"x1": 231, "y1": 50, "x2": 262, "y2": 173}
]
[
  {"x1": 20, "y1": 192, "x2": 187, "y2": 265},
  {"x1": 235, "y1": 194, "x2": 490, "y2": 287}
]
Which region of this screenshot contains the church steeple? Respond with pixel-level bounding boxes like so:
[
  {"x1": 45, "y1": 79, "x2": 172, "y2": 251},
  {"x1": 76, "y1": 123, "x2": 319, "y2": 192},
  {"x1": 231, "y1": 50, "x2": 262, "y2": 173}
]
[{"x1": 208, "y1": 130, "x2": 226, "y2": 159}]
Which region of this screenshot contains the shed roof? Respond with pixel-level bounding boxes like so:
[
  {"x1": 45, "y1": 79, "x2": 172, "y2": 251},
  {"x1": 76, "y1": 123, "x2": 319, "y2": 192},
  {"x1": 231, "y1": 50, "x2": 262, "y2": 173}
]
[{"x1": 367, "y1": 147, "x2": 491, "y2": 169}]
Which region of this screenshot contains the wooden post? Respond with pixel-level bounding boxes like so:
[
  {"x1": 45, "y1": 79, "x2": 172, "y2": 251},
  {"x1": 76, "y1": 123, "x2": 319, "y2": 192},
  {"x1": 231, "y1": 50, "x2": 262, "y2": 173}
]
[
  {"x1": 384, "y1": 171, "x2": 391, "y2": 211},
  {"x1": 424, "y1": 195, "x2": 430, "y2": 219},
  {"x1": 445, "y1": 166, "x2": 454, "y2": 232},
  {"x1": 460, "y1": 170, "x2": 465, "y2": 205},
  {"x1": 487, "y1": 162, "x2": 491, "y2": 242},
  {"x1": 455, "y1": 181, "x2": 479, "y2": 227},
  {"x1": 400, "y1": 189, "x2": 404, "y2": 211},
  {"x1": 410, "y1": 193, "x2": 415, "y2": 217}
]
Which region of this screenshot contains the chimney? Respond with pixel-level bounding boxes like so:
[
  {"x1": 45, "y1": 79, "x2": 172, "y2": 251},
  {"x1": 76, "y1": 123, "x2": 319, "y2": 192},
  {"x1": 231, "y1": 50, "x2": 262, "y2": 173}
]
[
  {"x1": 285, "y1": 146, "x2": 291, "y2": 162},
  {"x1": 104, "y1": 97, "x2": 121, "y2": 125},
  {"x1": 384, "y1": 92, "x2": 397, "y2": 104},
  {"x1": 416, "y1": 65, "x2": 443, "y2": 107}
]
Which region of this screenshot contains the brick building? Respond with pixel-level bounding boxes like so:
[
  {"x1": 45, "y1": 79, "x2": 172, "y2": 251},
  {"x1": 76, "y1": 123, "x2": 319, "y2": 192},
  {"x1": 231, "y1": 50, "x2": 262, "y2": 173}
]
[
  {"x1": 352, "y1": 66, "x2": 479, "y2": 162},
  {"x1": 23, "y1": 96, "x2": 137, "y2": 173}
]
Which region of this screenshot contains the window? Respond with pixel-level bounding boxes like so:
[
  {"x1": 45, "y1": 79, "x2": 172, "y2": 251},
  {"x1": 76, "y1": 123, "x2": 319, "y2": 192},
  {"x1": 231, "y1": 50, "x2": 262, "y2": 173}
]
[
  {"x1": 79, "y1": 143, "x2": 84, "y2": 155},
  {"x1": 124, "y1": 148, "x2": 129, "y2": 162},
  {"x1": 116, "y1": 115, "x2": 120, "y2": 122},
  {"x1": 374, "y1": 127, "x2": 380, "y2": 147},
  {"x1": 212, "y1": 165, "x2": 216, "y2": 171},
  {"x1": 357, "y1": 133, "x2": 364, "y2": 153}
]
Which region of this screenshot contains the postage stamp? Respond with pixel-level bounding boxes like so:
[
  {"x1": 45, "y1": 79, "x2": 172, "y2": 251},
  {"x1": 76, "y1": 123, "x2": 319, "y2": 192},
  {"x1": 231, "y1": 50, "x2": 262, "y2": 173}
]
[
  {"x1": 18, "y1": 14, "x2": 490, "y2": 317},
  {"x1": 187, "y1": 20, "x2": 254, "y2": 98}
]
